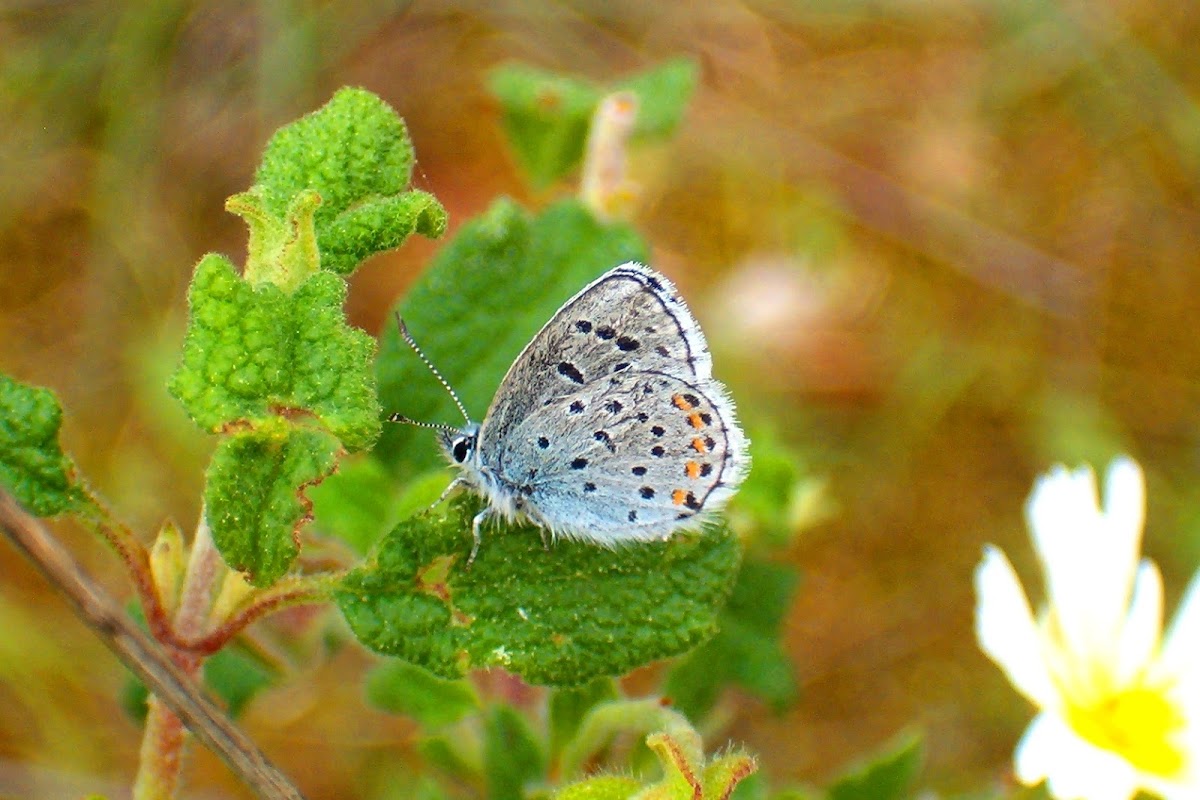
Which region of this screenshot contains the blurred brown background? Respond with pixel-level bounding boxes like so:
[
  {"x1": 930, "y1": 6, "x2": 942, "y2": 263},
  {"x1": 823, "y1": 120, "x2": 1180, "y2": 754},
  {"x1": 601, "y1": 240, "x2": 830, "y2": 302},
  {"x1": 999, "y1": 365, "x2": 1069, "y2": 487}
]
[{"x1": 4, "y1": 1, "x2": 1200, "y2": 797}]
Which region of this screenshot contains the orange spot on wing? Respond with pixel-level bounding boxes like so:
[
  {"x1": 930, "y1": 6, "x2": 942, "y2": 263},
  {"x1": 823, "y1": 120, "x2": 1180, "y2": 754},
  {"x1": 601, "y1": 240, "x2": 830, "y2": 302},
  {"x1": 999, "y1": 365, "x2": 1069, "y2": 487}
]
[
  {"x1": 691, "y1": 437, "x2": 708, "y2": 454},
  {"x1": 685, "y1": 461, "x2": 701, "y2": 479},
  {"x1": 672, "y1": 393, "x2": 694, "y2": 410},
  {"x1": 672, "y1": 489, "x2": 687, "y2": 505},
  {"x1": 688, "y1": 412, "x2": 705, "y2": 429}
]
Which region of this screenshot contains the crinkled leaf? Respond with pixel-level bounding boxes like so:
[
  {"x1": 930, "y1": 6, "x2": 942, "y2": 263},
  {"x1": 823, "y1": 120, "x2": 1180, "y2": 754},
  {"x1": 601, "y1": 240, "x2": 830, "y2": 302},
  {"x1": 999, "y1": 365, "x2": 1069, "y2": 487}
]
[
  {"x1": 0, "y1": 374, "x2": 88, "y2": 516},
  {"x1": 484, "y1": 705, "x2": 545, "y2": 800},
  {"x1": 317, "y1": 191, "x2": 447, "y2": 276},
  {"x1": 365, "y1": 659, "x2": 479, "y2": 728},
  {"x1": 375, "y1": 197, "x2": 646, "y2": 477},
  {"x1": 488, "y1": 58, "x2": 698, "y2": 188},
  {"x1": 205, "y1": 424, "x2": 339, "y2": 586},
  {"x1": 255, "y1": 86, "x2": 447, "y2": 275},
  {"x1": 826, "y1": 732, "x2": 923, "y2": 800},
  {"x1": 170, "y1": 254, "x2": 380, "y2": 451},
  {"x1": 335, "y1": 495, "x2": 740, "y2": 686},
  {"x1": 666, "y1": 559, "x2": 799, "y2": 719}
]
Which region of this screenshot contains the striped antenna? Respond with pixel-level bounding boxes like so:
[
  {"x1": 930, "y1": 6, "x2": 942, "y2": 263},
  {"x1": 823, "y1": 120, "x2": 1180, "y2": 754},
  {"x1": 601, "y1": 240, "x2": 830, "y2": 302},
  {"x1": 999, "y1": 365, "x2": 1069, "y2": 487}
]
[
  {"x1": 385, "y1": 412, "x2": 457, "y2": 433},
  {"x1": 392, "y1": 314, "x2": 472, "y2": 424}
]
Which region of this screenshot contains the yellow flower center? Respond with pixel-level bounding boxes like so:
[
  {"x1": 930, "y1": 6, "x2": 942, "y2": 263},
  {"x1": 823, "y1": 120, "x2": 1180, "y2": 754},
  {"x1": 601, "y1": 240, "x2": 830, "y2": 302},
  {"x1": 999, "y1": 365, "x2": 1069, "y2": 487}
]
[{"x1": 1064, "y1": 678, "x2": 1188, "y2": 778}]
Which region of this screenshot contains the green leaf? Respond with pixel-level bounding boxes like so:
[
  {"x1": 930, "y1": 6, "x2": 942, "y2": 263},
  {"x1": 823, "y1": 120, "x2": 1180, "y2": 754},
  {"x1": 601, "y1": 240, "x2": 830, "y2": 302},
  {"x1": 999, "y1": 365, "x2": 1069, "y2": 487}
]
[
  {"x1": 732, "y1": 426, "x2": 825, "y2": 547},
  {"x1": 826, "y1": 732, "x2": 923, "y2": 800},
  {"x1": 549, "y1": 678, "x2": 620, "y2": 757},
  {"x1": 365, "y1": 659, "x2": 480, "y2": 728},
  {"x1": 488, "y1": 65, "x2": 601, "y2": 188},
  {"x1": 666, "y1": 559, "x2": 798, "y2": 718},
  {"x1": 555, "y1": 776, "x2": 640, "y2": 800},
  {"x1": 483, "y1": 705, "x2": 545, "y2": 800},
  {"x1": 616, "y1": 57, "x2": 698, "y2": 140},
  {"x1": 204, "y1": 424, "x2": 340, "y2": 586},
  {"x1": 203, "y1": 645, "x2": 275, "y2": 718},
  {"x1": 0, "y1": 374, "x2": 88, "y2": 516},
  {"x1": 487, "y1": 59, "x2": 698, "y2": 188},
  {"x1": 418, "y1": 735, "x2": 480, "y2": 784},
  {"x1": 170, "y1": 254, "x2": 381, "y2": 452},
  {"x1": 335, "y1": 494, "x2": 740, "y2": 686},
  {"x1": 374, "y1": 197, "x2": 646, "y2": 477},
  {"x1": 254, "y1": 86, "x2": 447, "y2": 275},
  {"x1": 308, "y1": 455, "x2": 404, "y2": 554}
]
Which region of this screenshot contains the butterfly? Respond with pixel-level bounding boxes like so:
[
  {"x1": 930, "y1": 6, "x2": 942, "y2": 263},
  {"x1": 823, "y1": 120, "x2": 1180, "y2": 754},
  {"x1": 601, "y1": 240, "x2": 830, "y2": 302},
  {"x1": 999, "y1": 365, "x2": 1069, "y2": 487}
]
[{"x1": 390, "y1": 262, "x2": 749, "y2": 565}]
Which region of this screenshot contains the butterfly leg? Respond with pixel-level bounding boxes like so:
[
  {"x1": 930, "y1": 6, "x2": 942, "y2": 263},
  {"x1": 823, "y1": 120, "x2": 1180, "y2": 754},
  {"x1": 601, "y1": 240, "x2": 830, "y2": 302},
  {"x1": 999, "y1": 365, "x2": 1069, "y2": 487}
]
[
  {"x1": 467, "y1": 507, "x2": 492, "y2": 567},
  {"x1": 430, "y1": 477, "x2": 463, "y2": 511}
]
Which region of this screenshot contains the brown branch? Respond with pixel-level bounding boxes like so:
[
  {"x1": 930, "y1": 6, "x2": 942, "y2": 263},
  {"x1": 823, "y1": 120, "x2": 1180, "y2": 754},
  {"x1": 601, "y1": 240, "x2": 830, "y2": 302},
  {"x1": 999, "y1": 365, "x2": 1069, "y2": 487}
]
[{"x1": 0, "y1": 490, "x2": 307, "y2": 800}]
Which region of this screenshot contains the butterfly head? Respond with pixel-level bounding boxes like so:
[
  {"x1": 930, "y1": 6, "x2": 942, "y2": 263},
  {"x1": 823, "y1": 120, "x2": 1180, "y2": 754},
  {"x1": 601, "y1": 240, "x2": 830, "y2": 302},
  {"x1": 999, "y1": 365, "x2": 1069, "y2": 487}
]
[{"x1": 439, "y1": 422, "x2": 481, "y2": 468}]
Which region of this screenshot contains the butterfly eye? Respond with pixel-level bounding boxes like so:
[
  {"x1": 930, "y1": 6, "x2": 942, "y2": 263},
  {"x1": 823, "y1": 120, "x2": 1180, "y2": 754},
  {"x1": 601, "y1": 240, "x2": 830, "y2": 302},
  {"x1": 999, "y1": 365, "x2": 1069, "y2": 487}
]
[{"x1": 452, "y1": 436, "x2": 472, "y2": 463}]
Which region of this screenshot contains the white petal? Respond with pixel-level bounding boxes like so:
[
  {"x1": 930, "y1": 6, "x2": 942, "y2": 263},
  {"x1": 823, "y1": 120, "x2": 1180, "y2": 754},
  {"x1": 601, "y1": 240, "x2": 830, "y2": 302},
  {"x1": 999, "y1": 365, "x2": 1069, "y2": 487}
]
[
  {"x1": 1016, "y1": 712, "x2": 1141, "y2": 800},
  {"x1": 1103, "y1": 457, "x2": 1145, "y2": 558},
  {"x1": 975, "y1": 545, "x2": 1056, "y2": 707},
  {"x1": 1027, "y1": 459, "x2": 1145, "y2": 664},
  {"x1": 1114, "y1": 559, "x2": 1164, "y2": 685},
  {"x1": 1027, "y1": 465, "x2": 1105, "y2": 653},
  {"x1": 1092, "y1": 458, "x2": 1147, "y2": 646},
  {"x1": 1160, "y1": 567, "x2": 1200, "y2": 685}
]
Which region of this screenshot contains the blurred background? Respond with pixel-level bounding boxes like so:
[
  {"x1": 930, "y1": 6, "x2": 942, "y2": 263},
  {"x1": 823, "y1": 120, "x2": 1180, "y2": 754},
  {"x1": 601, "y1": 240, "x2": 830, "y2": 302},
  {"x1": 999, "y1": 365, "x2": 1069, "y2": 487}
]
[{"x1": 4, "y1": 0, "x2": 1200, "y2": 797}]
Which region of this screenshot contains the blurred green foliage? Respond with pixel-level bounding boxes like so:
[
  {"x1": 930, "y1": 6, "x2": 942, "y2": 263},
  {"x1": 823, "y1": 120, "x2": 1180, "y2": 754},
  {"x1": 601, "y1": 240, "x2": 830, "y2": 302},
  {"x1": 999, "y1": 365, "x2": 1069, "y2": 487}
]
[{"x1": 7, "y1": 3, "x2": 1197, "y2": 798}]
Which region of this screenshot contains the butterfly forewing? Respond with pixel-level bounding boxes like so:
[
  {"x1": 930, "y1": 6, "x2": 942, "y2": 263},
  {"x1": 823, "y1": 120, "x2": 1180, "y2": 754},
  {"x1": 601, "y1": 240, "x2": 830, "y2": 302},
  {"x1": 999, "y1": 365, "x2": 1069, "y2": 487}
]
[{"x1": 478, "y1": 264, "x2": 713, "y2": 452}]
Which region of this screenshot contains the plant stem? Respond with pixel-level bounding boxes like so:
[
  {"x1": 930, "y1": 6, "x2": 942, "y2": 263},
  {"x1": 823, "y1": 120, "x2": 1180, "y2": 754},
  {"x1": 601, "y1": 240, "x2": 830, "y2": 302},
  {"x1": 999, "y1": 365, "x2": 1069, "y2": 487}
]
[
  {"x1": 133, "y1": 695, "x2": 188, "y2": 800},
  {"x1": 0, "y1": 490, "x2": 307, "y2": 798},
  {"x1": 133, "y1": 507, "x2": 222, "y2": 797},
  {"x1": 185, "y1": 573, "x2": 337, "y2": 656}
]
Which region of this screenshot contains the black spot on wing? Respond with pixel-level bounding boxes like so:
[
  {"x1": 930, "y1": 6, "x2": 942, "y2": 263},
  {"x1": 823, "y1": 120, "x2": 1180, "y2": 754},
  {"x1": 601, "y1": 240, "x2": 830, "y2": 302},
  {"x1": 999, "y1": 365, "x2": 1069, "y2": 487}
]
[{"x1": 558, "y1": 362, "x2": 584, "y2": 384}]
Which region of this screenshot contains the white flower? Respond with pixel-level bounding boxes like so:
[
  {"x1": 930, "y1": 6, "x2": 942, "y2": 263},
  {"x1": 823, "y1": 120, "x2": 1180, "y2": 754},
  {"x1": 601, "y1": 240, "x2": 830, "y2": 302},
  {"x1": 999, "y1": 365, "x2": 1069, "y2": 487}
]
[{"x1": 975, "y1": 456, "x2": 1200, "y2": 800}]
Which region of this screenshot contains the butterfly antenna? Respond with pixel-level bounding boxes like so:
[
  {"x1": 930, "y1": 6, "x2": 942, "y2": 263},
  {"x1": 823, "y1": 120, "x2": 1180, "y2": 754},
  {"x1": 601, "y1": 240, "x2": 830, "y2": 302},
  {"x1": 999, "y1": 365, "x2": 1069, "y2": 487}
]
[
  {"x1": 394, "y1": 313, "x2": 472, "y2": 423},
  {"x1": 385, "y1": 412, "x2": 457, "y2": 433}
]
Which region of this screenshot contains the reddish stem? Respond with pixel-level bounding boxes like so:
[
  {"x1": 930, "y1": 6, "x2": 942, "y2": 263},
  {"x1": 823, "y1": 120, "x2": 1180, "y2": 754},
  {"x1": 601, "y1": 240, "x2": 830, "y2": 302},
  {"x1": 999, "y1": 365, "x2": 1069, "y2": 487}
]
[{"x1": 180, "y1": 578, "x2": 334, "y2": 656}]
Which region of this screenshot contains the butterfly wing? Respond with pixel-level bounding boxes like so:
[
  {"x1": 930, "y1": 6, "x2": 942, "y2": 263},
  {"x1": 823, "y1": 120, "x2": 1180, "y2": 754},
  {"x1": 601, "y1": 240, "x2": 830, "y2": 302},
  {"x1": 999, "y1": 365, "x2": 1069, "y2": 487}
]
[{"x1": 477, "y1": 263, "x2": 748, "y2": 542}]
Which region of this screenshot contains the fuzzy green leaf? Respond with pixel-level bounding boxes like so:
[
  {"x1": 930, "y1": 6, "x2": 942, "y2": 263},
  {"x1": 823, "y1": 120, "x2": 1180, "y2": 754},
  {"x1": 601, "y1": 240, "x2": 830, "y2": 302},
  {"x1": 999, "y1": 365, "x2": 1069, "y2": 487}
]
[
  {"x1": 555, "y1": 777, "x2": 640, "y2": 800},
  {"x1": 255, "y1": 86, "x2": 447, "y2": 275},
  {"x1": 365, "y1": 659, "x2": 480, "y2": 728},
  {"x1": 335, "y1": 495, "x2": 740, "y2": 686},
  {"x1": 374, "y1": 197, "x2": 646, "y2": 477},
  {"x1": 666, "y1": 559, "x2": 799, "y2": 719},
  {"x1": 0, "y1": 374, "x2": 87, "y2": 516},
  {"x1": 826, "y1": 732, "x2": 923, "y2": 800},
  {"x1": 204, "y1": 424, "x2": 339, "y2": 586},
  {"x1": 484, "y1": 705, "x2": 545, "y2": 800},
  {"x1": 170, "y1": 254, "x2": 380, "y2": 452},
  {"x1": 488, "y1": 58, "x2": 697, "y2": 188}
]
